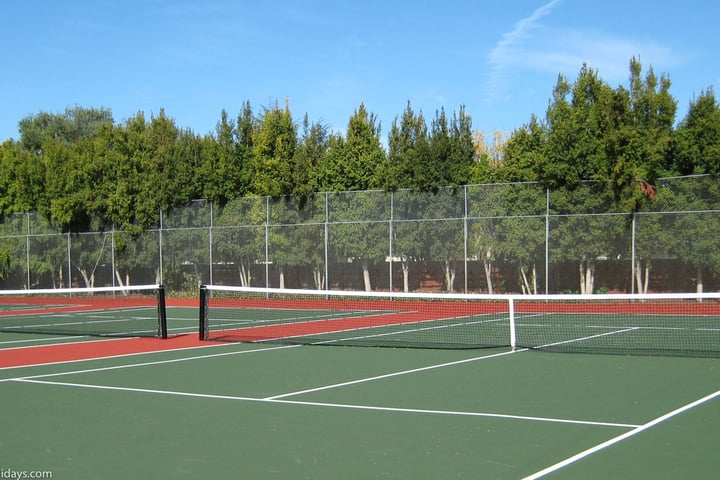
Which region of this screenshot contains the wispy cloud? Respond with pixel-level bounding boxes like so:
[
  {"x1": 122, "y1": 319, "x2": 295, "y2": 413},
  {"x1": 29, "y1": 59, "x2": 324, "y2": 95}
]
[
  {"x1": 484, "y1": 0, "x2": 562, "y2": 103},
  {"x1": 484, "y1": 0, "x2": 680, "y2": 104}
]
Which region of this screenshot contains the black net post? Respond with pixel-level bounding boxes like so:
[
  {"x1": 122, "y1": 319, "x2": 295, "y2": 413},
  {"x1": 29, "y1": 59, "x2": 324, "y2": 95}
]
[
  {"x1": 157, "y1": 285, "x2": 168, "y2": 339},
  {"x1": 199, "y1": 285, "x2": 209, "y2": 340}
]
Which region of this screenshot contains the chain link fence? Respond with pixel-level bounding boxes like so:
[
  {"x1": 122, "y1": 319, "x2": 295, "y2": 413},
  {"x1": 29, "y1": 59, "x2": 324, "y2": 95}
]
[{"x1": 2, "y1": 175, "x2": 719, "y2": 294}]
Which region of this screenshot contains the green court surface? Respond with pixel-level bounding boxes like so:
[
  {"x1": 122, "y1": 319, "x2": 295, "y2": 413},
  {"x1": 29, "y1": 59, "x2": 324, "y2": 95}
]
[{"x1": 1, "y1": 321, "x2": 719, "y2": 479}]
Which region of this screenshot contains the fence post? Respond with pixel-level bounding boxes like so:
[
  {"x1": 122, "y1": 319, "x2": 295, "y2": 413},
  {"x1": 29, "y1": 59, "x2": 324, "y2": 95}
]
[
  {"x1": 158, "y1": 208, "x2": 164, "y2": 286},
  {"x1": 324, "y1": 192, "x2": 329, "y2": 291},
  {"x1": 209, "y1": 201, "x2": 214, "y2": 286},
  {"x1": 464, "y1": 185, "x2": 469, "y2": 293},
  {"x1": 265, "y1": 196, "x2": 270, "y2": 288},
  {"x1": 545, "y1": 188, "x2": 550, "y2": 295},
  {"x1": 631, "y1": 211, "x2": 637, "y2": 294},
  {"x1": 25, "y1": 213, "x2": 31, "y2": 289},
  {"x1": 67, "y1": 231, "x2": 72, "y2": 289},
  {"x1": 389, "y1": 191, "x2": 394, "y2": 292},
  {"x1": 111, "y1": 224, "x2": 116, "y2": 287}
]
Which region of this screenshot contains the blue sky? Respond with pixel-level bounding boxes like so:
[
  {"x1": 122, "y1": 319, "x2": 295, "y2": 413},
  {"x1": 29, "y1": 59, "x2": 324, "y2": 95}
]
[{"x1": 2, "y1": 0, "x2": 718, "y2": 143}]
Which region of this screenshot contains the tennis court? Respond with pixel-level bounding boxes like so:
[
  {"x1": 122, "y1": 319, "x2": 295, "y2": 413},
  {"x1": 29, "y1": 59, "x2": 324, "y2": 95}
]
[{"x1": 1, "y1": 288, "x2": 719, "y2": 479}]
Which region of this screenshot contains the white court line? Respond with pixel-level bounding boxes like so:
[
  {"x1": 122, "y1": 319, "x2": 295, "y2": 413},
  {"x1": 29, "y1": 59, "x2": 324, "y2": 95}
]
[
  {"x1": 523, "y1": 388, "x2": 720, "y2": 479},
  {"x1": 11, "y1": 378, "x2": 639, "y2": 429},
  {"x1": 0, "y1": 335, "x2": 93, "y2": 347},
  {"x1": 0, "y1": 343, "x2": 300, "y2": 375},
  {"x1": 265, "y1": 348, "x2": 523, "y2": 400}
]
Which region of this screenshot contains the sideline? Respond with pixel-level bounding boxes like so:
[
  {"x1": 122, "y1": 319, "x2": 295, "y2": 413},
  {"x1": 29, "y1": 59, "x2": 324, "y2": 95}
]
[{"x1": 522, "y1": 388, "x2": 720, "y2": 479}]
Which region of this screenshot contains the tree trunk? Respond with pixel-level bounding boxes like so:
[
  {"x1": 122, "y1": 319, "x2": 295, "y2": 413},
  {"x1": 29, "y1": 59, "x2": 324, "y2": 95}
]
[
  {"x1": 402, "y1": 260, "x2": 410, "y2": 293},
  {"x1": 278, "y1": 265, "x2": 285, "y2": 289},
  {"x1": 313, "y1": 268, "x2": 325, "y2": 290},
  {"x1": 635, "y1": 259, "x2": 650, "y2": 294},
  {"x1": 362, "y1": 259, "x2": 372, "y2": 292},
  {"x1": 484, "y1": 259, "x2": 493, "y2": 294},
  {"x1": 444, "y1": 260, "x2": 456, "y2": 293},
  {"x1": 238, "y1": 262, "x2": 251, "y2": 287},
  {"x1": 519, "y1": 263, "x2": 537, "y2": 295},
  {"x1": 114, "y1": 270, "x2": 130, "y2": 288},
  {"x1": 77, "y1": 267, "x2": 94, "y2": 288},
  {"x1": 579, "y1": 258, "x2": 595, "y2": 294},
  {"x1": 696, "y1": 265, "x2": 704, "y2": 294}
]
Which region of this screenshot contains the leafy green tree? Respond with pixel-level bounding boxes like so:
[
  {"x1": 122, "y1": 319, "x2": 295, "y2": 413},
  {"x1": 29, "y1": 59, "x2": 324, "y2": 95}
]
[
  {"x1": 328, "y1": 190, "x2": 390, "y2": 291},
  {"x1": 633, "y1": 210, "x2": 664, "y2": 293},
  {"x1": 213, "y1": 197, "x2": 267, "y2": 287},
  {"x1": 421, "y1": 190, "x2": 464, "y2": 292},
  {"x1": 469, "y1": 183, "x2": 547, "y2": 294},
  {"x1": 292, "y1": 114, "x2": 329, "y2": 201},
  {"x1": 542, "y1": 66, "x2": 616, "y2": 189},
  {"x1": 604, "y1": 58, "x2": 676, "y2": 210},
  {"x1": 25, "y1": 214, "x2": 70, "y2": 288},
  {"x1": 0, "y1": 214, "x2": 28, "y2": 286},
  {"x1": 267, "y1": 195, "x2": 327, "y2": 289},
  {"x1": 672, "y1": 87, "x2": 720, "y2": 176},
  {"x1": 550, "y1": 184, "x2": 628, "y2": 293},
  {"x1": 113, "y1": 229, "x2": 162, "y2": 286},
  {"x1": 251, "y1": 101, "x2": 297, "y2": 196},
  {"x1": 654, "y1": 175, "x2": 720, "y2": 293},
  {"x1": 39, "y1": 139, "x2": 95, "y2": 231},
  {"x1": 18, "y1": 106, "x2": 113, "y2": 154},
  {"x1": 161, "y1": 200, "x2": 211, "y2": 291},
  {"x1": 0, "y1": 140, "x2": 44, "y2": 213},
  {"x1": 318, "y1": 103, "x2": 386, "y2": 191},
  {"x1": 447, "y1": 106, "x2": 475, "y2": 187},
  {"x1": 428, "y1": 109, "x2": 450, "y2": 180},
  {"x1": 386, "y1": 102, "x2": 433, "y2": 191},
  {"x1": 0, "y1": 246, "x2": 9, "y2": 282},
  {"x1": 392, "y1": 189, "x2": 432, "y2": 292},
  {"x1": 494, "y1": 115, "x2": 548, "y2": 183}
]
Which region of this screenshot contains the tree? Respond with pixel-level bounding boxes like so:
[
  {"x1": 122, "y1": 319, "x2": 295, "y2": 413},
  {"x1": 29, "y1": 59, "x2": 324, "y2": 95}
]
[
  {"x1": 328, "y1": 190, "x2": 390, "y2": 291},
  {"x1": 214, "y1": 197, "x2": 267, "y2": 287},
  {"x1": 267, "y1": 195, "x2": 327, "y2": 289},
  {"x1": 198, "y1": 109, "x2": 251, "y2": 203},
  {"x1": 494, "y1": 115, "x2": 548, "y2": 183},
  {"x1": 391, "y1": 189, "x2": 429, "y2": 292},
  {"x1": 0, "y1": 140, "x2": 44, "y2": 213},
  {"x1": 604, "y1": 58, "x2": 676, "y2": 211},
  {"x1": 470, "y1": 130, "x2": 509, "y2": 183},
  {"x1": 386, "y1": 102, "x2": 433, "y2": 191},
  {"x1": 542, "y1": 66, "x2": 616, "y2": 189},
  {"x1": 550, "y1": 184, "x2": 628, "y2": 294},
  {"x1": 318, "y1": 103, "x2": 386, "y2": 192},
  {"x1": 251, "y1": 101, "x2": 297, "y2": 196},
  {"x1": 447, "y1": 106, "x2": 475, "y2": 187},
  {"x1": 672, "y1": 87, "x2": 720, "y2": 176},
  {"x1": 655, "y1": 175, "x2": 720, "y2": 293},
  {"x1": 39, "y1": 139, "x2": 95, "y2": 231},
  {"x1": 19, "y1": 106, "x2": 113, "y2": 154},
  {"x1": 422, "y1": 190, "x2": 465, "y2": 292},
  {"x1": 292, "y1": 114, "x2": 329, "y2": 201}
]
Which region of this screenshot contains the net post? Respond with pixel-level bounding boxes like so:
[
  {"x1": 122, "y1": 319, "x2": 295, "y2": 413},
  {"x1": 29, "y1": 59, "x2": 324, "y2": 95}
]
[
  {"x1": 199, "y1": 285, "x2": 209, "y2": 341},
  {"x1": 157, "y1": 285, "x2": 168, "y2": 339},
  {"x1": 508, "y1": 297, "x2": 516, "y2": 351}
]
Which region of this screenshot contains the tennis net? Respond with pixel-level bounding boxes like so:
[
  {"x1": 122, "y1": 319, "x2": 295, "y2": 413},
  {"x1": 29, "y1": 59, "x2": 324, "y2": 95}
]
[
  {"x1": 199, "y1": 285, "x2": 720, "y2": 357},
  {"x1": 0, "y1": 285, "x2": 168, "y2": 338}
]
